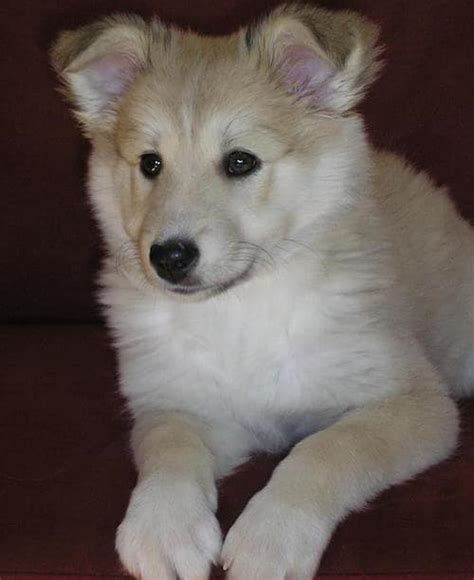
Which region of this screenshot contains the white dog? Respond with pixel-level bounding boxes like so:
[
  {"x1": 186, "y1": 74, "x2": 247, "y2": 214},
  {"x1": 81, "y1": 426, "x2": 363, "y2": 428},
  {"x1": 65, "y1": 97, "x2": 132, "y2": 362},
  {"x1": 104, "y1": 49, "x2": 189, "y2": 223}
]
[{"x1": 52, "y1": 4, "x2": 473, "y2": 578}]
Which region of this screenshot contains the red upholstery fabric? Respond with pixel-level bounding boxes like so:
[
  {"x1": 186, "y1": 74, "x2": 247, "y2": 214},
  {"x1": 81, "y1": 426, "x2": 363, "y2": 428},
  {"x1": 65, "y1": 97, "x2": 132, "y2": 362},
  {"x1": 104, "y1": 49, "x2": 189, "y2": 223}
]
[
  {"x1": 1, "y1": 0, "x2": 473, "y2": 577},
  {"x1": 2, "y1": 576, "x2": 474, "y2": 580},
  {"x1": 1, "y1": 325, "x2": 473, "y2": 576},
  {"x1": 0, "y1": 0, "x2": 473, "y2": 322}
]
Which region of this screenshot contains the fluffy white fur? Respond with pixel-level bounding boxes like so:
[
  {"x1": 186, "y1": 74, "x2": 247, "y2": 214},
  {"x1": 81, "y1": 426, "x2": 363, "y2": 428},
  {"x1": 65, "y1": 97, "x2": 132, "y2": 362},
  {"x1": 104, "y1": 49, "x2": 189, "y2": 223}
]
[{"x1": 52, "y1": 4, "x2": 473, "y2": 579}]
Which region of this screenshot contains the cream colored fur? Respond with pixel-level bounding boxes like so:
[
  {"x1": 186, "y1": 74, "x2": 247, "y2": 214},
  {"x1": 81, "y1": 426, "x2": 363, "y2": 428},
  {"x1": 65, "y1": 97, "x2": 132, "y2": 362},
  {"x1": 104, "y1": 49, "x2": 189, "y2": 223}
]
[{"x1": 52, "y1": 4, "x2": 473, "y2": 579}]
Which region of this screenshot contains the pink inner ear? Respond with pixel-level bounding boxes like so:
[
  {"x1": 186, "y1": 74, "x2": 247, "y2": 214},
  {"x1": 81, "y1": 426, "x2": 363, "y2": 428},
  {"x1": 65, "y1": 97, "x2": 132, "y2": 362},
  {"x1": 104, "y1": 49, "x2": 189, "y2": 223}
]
[
  {"x1": 83, "y1": 53, "x2": 140, "y2": 101},
  {"x1": 279, "y1": 44, "x2": 335, "y2": 104}
]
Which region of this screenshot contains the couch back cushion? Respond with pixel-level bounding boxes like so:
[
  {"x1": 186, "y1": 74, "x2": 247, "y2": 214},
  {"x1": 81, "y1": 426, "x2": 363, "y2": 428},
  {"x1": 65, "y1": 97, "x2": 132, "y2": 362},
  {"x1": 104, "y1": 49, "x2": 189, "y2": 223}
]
[{"x1": 1, "y1": 0, "x2": 472, "y2": 322}]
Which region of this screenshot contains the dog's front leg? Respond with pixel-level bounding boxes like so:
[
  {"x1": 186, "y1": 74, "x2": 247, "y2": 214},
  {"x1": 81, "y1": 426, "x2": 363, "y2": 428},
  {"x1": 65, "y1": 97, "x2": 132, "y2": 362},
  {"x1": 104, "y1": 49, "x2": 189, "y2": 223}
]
[
  {"x1": 221, "y1": 383, "x2": 459, "y2": 580},
  {"x1": 116, "y1": 412, "x2": 222, "y2": 580}
]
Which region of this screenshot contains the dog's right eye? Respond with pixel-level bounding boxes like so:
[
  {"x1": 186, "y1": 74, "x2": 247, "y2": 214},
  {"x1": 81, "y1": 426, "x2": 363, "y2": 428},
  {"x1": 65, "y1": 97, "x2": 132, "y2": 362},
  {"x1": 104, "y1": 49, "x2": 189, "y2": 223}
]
[{"x1": 140, "y1": 153, "x2": 162, "y2": 179}]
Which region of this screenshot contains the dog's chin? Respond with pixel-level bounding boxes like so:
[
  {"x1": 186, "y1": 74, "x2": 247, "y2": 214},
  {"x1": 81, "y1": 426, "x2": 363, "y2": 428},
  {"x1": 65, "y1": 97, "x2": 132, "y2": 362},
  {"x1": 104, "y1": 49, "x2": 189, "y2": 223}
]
[{"x1": 162, "y1": 261, "x2": 256, "y2": 301}]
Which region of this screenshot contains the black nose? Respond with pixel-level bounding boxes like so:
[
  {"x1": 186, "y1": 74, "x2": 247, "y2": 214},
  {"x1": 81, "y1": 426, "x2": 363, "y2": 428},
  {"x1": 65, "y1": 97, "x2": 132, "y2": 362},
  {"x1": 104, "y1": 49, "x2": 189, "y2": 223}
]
[{"x1": 149, "y1": 239, "x2": 200, "y2": 283}]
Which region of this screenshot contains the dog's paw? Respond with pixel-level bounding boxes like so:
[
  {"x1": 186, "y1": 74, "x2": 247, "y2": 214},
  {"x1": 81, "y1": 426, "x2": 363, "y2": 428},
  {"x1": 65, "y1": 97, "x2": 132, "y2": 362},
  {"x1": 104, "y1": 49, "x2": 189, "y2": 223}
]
[
  {"x1": 116, "y1": 474, "x2": 222, "y2": 580},
  {"x1": 221, "y1": 485, "x2": 331, "y2": 580}
]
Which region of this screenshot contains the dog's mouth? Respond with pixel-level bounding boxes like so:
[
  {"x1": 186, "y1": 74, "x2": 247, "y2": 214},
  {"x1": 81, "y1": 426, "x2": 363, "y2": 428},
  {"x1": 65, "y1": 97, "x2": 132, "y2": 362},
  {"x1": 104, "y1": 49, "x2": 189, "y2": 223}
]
[{"x1": 165, "y1": 259, "x2": 256, "y2": 298}]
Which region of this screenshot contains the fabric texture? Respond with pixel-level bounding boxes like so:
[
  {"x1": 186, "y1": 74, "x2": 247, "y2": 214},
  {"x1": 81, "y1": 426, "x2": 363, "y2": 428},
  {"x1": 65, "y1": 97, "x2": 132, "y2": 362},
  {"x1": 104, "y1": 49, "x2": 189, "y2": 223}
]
[
  {"x1": 1, "y1": 325, "x2": 473, "y2": 577},
  {"x1": 0, "y1": 0, "x2": 473, "y2": 577},
  {"x1": 0, "y1": 0, "x2": 473, "y2": 322}
]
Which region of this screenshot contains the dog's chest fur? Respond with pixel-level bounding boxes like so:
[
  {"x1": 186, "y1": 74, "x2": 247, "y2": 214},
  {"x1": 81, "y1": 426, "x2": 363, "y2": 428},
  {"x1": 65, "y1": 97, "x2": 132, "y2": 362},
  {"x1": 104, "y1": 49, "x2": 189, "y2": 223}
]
[{"x1": 112, "y1": 269, "x2": 364, "y2": 447}]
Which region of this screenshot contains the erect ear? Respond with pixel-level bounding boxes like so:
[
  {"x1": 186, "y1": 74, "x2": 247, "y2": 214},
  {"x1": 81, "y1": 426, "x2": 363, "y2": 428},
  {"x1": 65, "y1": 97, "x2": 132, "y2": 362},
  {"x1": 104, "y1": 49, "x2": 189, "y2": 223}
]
[
  {"x1": 244, "y1": 3, "x2": 382, "y2": 113},
  {"x1": 51, "y1": 15, "x2": 155, "y2": 132}
]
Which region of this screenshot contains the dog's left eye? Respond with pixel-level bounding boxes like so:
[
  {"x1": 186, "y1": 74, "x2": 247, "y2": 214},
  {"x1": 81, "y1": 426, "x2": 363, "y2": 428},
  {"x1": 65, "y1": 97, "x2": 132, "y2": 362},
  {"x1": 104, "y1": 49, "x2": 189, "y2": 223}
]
[
  {"x1": 140, "y1": 153, "x2": 162, "y2": 178},
  {"x1": 224, "y1": 150, "x2": 260, "y2": 177}
]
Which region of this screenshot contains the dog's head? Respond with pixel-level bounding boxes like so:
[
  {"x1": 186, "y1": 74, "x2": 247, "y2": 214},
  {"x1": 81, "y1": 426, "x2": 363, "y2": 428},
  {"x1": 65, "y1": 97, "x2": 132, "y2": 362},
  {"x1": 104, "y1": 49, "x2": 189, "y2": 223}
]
[{"x1": 52, "y1": 4, "x2": 381, "y2": 298}]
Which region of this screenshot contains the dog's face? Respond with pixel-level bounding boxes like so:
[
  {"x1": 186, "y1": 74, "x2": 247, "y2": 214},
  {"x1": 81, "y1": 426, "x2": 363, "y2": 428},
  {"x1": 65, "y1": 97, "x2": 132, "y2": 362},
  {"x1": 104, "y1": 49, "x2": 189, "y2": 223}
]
[{"x1": 52, "y1": 5, "x2": 380, "y2": 298}]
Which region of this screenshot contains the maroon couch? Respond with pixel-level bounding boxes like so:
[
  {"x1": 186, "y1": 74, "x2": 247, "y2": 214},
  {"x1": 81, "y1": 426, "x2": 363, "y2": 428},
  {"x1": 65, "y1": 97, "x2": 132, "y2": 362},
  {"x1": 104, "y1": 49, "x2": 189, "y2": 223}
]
[{"x1": 1, "y1": 1, "x2": 473, "y2": 578}]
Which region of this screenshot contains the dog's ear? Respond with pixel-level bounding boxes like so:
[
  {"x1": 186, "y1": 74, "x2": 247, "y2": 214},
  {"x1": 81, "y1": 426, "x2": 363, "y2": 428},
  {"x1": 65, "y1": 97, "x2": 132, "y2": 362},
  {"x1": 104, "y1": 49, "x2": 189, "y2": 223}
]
[
  {"x1": 244, "y1": 3, "x2": 382, "y2": 113},
  {"x1": 51, "y1": 15, "x2": 154, "y2": 132}
]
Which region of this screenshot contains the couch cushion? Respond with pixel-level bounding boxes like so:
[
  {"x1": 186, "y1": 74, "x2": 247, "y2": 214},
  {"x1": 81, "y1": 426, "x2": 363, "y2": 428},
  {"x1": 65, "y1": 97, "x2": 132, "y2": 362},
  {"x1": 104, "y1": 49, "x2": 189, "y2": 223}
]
[
  {"x1": 1, "y1": 0, "x2": 473, "y2": 322},
  {"x1": 1, "y1": 324, "x2": 473, "y2": 577}
]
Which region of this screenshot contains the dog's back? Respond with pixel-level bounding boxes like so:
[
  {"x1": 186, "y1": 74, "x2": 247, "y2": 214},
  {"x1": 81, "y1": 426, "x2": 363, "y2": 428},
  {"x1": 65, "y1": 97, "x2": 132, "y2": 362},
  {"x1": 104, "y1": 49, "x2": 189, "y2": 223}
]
[{"x1": 374, "y1": 151, "x2": 474, "y2": 395}]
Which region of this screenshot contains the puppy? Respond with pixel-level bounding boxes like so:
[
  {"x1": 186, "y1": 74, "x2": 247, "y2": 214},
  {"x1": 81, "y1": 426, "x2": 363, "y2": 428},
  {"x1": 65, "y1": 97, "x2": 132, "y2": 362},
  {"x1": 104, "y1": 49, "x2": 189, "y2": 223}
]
[{"x1": 52, "y1": 4, "x2": 474, "y2": 579}]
